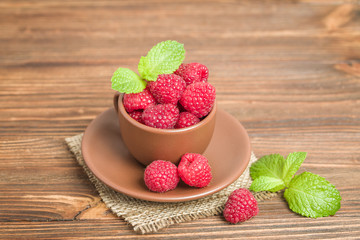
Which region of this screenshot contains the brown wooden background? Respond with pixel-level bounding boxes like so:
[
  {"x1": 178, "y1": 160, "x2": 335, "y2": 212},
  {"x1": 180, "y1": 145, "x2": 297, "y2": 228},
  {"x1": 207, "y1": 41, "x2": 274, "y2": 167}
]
[{"x1": 1, "y1": 0, "x2": 359, "y2": 239}]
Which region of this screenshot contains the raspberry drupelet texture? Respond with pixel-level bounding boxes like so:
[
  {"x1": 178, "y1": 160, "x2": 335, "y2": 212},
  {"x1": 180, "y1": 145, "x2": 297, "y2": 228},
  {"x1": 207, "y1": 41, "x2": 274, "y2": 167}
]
[
  {"x1": 128, "y1": 110, "x2": 143, "y2": 123},
  {"x1": 179, "y1": 82, "x2": 216, "y2": 118},
  {"x1": 123, "y1": 88, "x2": 156, "y2": 113},
  {"x1": 144, "y1": 160, "x2": 180, "y2": 193},
  {"x1": 148, "y1": 74, "x2": 186, "y2": 105},
  {"x1": 175, "y1": 112, "x2": 200, "y2": 128},
  {"x1": 142, "y1": 104, "x2": 180, "y2": 129},
  {"x1": 178, "y1": 153, "x2": 212, "y2": 188},
  {"x1": 174, "y1": 63, "x2": 209, "y2": 85},
  {"x1": 223, "y1": 188, "x2": 259, "y2": 224}
]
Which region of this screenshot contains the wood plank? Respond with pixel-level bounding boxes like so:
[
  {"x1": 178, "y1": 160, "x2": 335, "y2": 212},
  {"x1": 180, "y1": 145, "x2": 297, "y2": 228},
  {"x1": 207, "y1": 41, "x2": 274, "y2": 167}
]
[
  {"x1": 0, "y1": 137, "x2": 358, "y2": 222},
  {"x1": 0, "y1": 0, "x2": 359, "y2": 238},
  {"x1": 1, "y1": 215, "x2": 360, "y2": 239}
]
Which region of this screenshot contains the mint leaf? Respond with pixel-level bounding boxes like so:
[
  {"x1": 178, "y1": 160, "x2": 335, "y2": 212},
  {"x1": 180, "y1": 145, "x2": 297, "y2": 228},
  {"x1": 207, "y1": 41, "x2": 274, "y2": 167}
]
[
  {"x1": 250, "y1": 154, "x2": 286, "y2": 192},
  {"x1": 250, "y1": 176, "x2": 286, "y2": 192},
  {"x1": 138, "y1": 40, "x2": 185, "y2": 81},
  {"x1": 282, "y1": 152, "x2": 307, "y2": 186},
  {"x1": 284, "y1": 172, "x2": 341, "y2": 218},
  {"x1": 250, "y1": 152, "x2": 341, "y2": 218},
  {"x1": 250, "y1": 154, "x2": 285, "y2": 180},
  {"x1": 111, "y1": 68, "x2": 147, "y2": 94}
]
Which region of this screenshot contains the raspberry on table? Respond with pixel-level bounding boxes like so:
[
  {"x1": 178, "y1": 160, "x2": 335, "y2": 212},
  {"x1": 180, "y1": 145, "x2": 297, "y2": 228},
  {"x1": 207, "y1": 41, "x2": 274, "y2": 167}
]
[
  {"x1": 223, "y1": 188, "x2": 259, "y2": 224},
  {"x1": 175, "y1": 112, "x2": 200, "y2": 128},
  {"x1": 148, "y1": 74, "x2": 186, "y2": 105},
  {"x1": 178, "y1": 153, "x2": 212, "y2": 188},
  {"x1": 123, "y1": 88, "x2": 156, "y2": 113},
  {"x1": 179, "y1": 82, "x2": 216, "y2": 118},
  {"x1": 144, "y1": 160, "x2": 180, "y2": 193},
  {"x1": 142, "y1": 104, "x2": 180, "y2": 129},
  {"x1": 174, "y1": 63, "x2": 209, "y2": 85},
  {"x1": 128, "y1": 110, "x2": 143, "y2": 123}
]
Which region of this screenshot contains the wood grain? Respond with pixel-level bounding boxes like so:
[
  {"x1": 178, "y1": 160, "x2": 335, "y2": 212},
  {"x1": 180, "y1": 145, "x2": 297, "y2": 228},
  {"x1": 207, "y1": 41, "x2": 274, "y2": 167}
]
[{"x1": 0, "y1": 0, "x2": 359, "y2": 239}]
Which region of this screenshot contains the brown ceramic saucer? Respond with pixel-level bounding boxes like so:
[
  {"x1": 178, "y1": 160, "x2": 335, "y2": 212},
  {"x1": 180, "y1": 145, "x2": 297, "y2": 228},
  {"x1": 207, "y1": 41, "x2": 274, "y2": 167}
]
[{"x1": 81, "y1": 107, "x2": 251, "y2": 202}]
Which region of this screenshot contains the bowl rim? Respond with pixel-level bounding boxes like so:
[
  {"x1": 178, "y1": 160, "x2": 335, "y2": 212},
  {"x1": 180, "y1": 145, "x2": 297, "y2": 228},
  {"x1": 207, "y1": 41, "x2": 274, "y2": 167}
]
[{"x1": 117, "y1": 93, "x2": 217, "y2": 135}]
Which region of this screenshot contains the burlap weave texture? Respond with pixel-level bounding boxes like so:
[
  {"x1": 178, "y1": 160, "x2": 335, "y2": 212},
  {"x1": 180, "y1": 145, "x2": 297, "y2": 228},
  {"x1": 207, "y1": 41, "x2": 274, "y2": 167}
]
[{"x1": 65, "y1": 134, "x2": 276, "y2": 234}]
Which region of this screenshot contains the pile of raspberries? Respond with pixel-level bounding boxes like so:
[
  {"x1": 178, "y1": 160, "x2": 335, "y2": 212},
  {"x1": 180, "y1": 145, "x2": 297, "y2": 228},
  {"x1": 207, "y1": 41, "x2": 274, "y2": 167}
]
[
  {"x1": 126, "y1": 63, "x2": 258, "y2": 224},
  {"x1": 144, "y1": 153, "x2": 212, "y2": 192},
  {"x1": 144, "y1": 153, "x2": 259, "y2": 224},
  {"x1": 123, "y1": 63, "x2": 216, "y2": 129}
]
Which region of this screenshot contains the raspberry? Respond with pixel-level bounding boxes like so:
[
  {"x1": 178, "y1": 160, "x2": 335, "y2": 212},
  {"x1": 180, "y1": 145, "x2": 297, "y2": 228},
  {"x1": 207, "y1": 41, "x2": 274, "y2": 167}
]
[
  {"x1": 178, "y1": 153, "x2": 212, "y2": 188},
  {"x1": 128, "y1": 110, "x2": 143, "y2": 123},
  {"x1": 148, "y1": 74, "x2": 186, "y2": 105},
  {"x1": 123, "y1": 88, "x2": 156, "y2": 113},
  {"x1": 223, "y1": 188, "x2": 259, "y2": 224},
  {"x1": 142, "y1": 104, "x2": 179, "y2": 129},
  {"x1": 174, "y1": 63, "x2": 209, "y2": 85},
  {"x1": 175, "y1": 112, "x2": 200, "y2": 128},
  {"x1": 144, "y1": 160, "x2": 180, "y2": 193},
  {"x1": 179, "y1": 82, "x2": 216, "y2": 118}
]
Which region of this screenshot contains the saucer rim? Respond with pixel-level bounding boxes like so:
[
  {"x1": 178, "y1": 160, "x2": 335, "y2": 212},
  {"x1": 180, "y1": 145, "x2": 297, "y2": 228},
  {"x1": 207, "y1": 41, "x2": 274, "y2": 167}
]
[{"x1": 81, "y1": 107, "x2": 251, "y2": 202}]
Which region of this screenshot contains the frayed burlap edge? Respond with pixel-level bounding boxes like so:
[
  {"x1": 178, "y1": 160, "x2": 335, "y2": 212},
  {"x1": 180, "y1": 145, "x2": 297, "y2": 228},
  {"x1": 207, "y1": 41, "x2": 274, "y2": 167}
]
[{"x1": 65, "y1": 133, "x2": 276, "y2": 234}]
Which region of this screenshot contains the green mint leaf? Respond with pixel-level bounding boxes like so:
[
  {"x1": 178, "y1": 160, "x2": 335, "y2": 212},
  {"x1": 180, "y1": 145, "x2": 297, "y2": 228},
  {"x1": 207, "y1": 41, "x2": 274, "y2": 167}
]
[
  {"x1": 284, "y1": 172, "x2": 341, "y2": 218},
  {"x1": 250, "y1": 154, "x2": 286, "y2": 192},
  {"x1": 282, "y1": 152, "x2": 307, "y2": 186},
  {"x1": 138, "y1": 40, "x2": 185, "y2": 81},
  {"x1": 111, "y1": 68, "x2": 147, "y2": 94},
  {"x1": 250, "y1": 176, "x2": 286, "y2": 192},
  {"x1": 250, "y1": 154, "x2": 285, "y2": 180}
]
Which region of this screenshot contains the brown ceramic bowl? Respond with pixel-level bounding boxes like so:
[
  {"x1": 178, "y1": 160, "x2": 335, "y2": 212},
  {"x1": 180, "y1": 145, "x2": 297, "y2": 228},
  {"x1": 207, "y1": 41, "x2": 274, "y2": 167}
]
[{"x1": 113, "y1": 92, "x2": 216, "y2": 166}]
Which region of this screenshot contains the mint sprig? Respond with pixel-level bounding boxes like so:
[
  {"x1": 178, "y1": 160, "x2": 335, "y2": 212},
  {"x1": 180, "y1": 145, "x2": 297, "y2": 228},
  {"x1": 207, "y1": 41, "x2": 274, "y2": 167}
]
[
  {"x1": 250, "y1": 152, "x2": 341, "y2": 218},
  {"x1": 111, "y1": 68, "x2": 147, "y2": 94},
  {"x1": 250, "y1": 153, "x2": 287, "y2": 192},
  {"x1": 284, "y1": 172, "x2": 341, "y2": 218},
  {"x1": 282, "y1": 151, "x2": 307, "y2": 185},
  {"x1": 250, "y1": 152, "x2": 306, "y2": 192},
  {"x1": 111, "y1": 40, "x2": 185, "y2": 93},
  {"x1": 138, "y1": 40, "x2": 185, "y2": 81},
  {"x1": 250, "y1": 176, "x2": 285, "y2": 192}
]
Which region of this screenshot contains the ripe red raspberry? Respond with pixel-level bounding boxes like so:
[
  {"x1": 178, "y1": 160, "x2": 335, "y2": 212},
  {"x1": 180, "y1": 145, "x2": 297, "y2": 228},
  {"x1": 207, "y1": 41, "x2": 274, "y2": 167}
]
[
  {"x1": 128, "y1": 110, "x2": 143, "y2": 123},
  {"x1": 175, "y1": 112, "x2": 200, "y2": 128},
  {"x1": 223, "y1": 188, "x2": 259, "y2": 224},
  {"x1": 142, "y1": 104, "x2": 179, "y2": 129},
  {"x1": 174, "y1": 63, "x2": 209, "y2": 85},
  {"x1": 123, "y1": 88, "x2": 156, "y2": 113},
  {"x1": 179, "y1": 82, "x2": 216, "y2": 118},
  {"x1": 148, "y1": 74, "x2": 186, "y2": 105},
  {"x1": 178, "y1": 153, "x2": 212, "y2": 188},
  {"x1": 144, "y1": 160, "x2": 180, "y2": 193}
]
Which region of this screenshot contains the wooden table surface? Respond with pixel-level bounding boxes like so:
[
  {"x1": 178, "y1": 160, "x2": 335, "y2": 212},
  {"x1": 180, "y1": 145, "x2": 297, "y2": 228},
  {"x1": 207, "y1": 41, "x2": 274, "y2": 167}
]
[{"x1": 1, "y1": 0, "x2": 359, "y2": 239}]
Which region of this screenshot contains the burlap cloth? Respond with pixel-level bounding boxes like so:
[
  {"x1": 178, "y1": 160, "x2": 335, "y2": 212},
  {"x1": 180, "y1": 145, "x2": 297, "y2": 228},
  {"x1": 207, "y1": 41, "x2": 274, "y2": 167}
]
[{"x1": 65, "y1": 133, "x2": 276, "y2": 234}]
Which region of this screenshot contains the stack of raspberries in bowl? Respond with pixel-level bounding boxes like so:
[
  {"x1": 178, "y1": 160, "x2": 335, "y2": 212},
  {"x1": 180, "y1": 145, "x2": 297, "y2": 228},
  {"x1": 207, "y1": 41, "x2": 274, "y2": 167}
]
[
  {"x1": 109, "y1": 40, "x2": 261, "y2": 224},
  {"x1": 122, "y1": 62, "x2": 216, "y2": 129}
]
